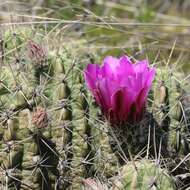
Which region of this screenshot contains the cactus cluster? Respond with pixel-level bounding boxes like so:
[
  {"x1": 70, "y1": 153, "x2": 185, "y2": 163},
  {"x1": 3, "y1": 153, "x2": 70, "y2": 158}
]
[
  {"x1": 0, "y1": 28, "x2": 190, "y2": 190},
  {"x1": 0, "y1": 29, "x2": 119, "y2": 190}
]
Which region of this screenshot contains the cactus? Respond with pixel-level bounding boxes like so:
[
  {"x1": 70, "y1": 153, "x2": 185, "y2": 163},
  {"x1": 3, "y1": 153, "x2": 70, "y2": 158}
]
[
  {"x1": 112, "y1": 159, "x2": 176, "y2": 190},
  {"x1": 0, "y1": 28, "x2": 190, "y2": 190},
  {"x1": 152, "y1": 67, "x2": 190, "y2": 188},
  {"x1": 83, "y1": 160, "x2": 176, "y2": 190}
]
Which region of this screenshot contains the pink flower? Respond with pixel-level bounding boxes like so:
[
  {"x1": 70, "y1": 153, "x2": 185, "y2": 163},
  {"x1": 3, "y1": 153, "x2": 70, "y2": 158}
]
[{"x1": 84, "y1": 55, "x2": 155, "y2": 125}]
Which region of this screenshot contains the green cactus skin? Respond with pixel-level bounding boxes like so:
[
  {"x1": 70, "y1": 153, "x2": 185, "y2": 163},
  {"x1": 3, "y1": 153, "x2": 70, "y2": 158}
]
[
  {"x1": 153, "y1": 68, "x2": 190, "y2": 188},
  {"x1": 92, "y1": 125, "x2": 119, "y2": 179},
  {"x1": 154, "y1": 69, "x2": 189, "y2": 157},
  {"x1": 87, "y1": 98, "x2": 119, "y2": 180},
  {"x1": 112, "y1": 159, "x2": 176, "y2": 190},
  {"x1": 153, "y1": 81, "x2": 169, "y2": 128},
  {"x1": 18, "y1": 109, "x2": 40, "y2": 189},
  {"x1": 50, "y1": 80, "x2": 73, "y2": 189},
  {"x1": 18, "y1": 108, "x2": 59, "y2": 190},
  {"x1": 0, "y1": 116, "x2": 23, "y2": 189},
  {"x1": 69, "y1": 83, "x2": 90, "y2": 189}
]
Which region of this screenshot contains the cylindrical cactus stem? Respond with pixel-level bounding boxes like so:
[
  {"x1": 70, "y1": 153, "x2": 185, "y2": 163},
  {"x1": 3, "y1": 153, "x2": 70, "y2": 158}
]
[
  {"x1": 167, "y1": 91, "x2": 184, "y2": 157},
  {"x1": 50, "y1": 79, "x2": 73, "y2": 189},
  {"x1": 50, "y1": 51, "x2": 66, "y2": 75},
  {"x1": 52, "y1": 104, "x2": 73, "y2": 185},
  {"x1": 69, "y1": 84, "x2": 92, "y2": 189},
  {"x1": 153, "y1": 81, "x2": 170, "y2": 130},
  {"x1": 92, "y1": 125, "x2": 119, "y2": 179},
  {"x1": 167, "y1": 119, "x2": 182, "y2": 156},
  {"x1": 112, "y1": 159, "x2": 176, "y2": 190},
  {"x1": 17, "y1": 107, "x2": 58, "y2": 190},
  {"x1": 170, "y1": 100, "x2": 182, "y2": 122},
  {"x1": 87, "y1": 98, "x2": 118, "y2": 179},
  {"x1": 33, "y1": 134, "x2": 58, "y2": 190},
  {"x1": 18, "y1": 109, "x2": 42, "y2": 189},
  {"x1": 3, "y1": 118, "x2": 18, "y2": 142},
  {"x1": 1, "y1": 116, "x2": 23, "y2": 189},
  {"x1": 21, "y1": 143, "x2": 42, "y2": 189},
  {"x1": 14, "y1": 89, "x2": 27, "y2": 108},
  {"x1": 52, "y1": 103, "x2": 72, "y2": 155},
  {"x1": 32, "y1": 106, "x2": 59, "y2": 190},
  {"x1": 168, "y1": 79, "x2": 182, "y2": 123},
  {"x1": 57, "y1": 81, "x2": 71, "y2": 101},
  {"x1": 70, "y1": 118, "x2": 89, "y2": 189},
  {"x1": 167, "y1": 79, "x2": 188, "y2": 141},
  {"x1": 49, "y1": 52, "x2": 73, "y2": 189}
]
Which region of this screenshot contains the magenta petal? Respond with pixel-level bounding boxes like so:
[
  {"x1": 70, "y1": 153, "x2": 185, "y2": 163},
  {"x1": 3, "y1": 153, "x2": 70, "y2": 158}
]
[
  {"x1": 96, "y1": 78, "x2": 118, "y2": 110},
  {"x1": 133, "y1": 87, "x2": 148, "y2": 121},
  {"x1": 134, "y1": 60, "x2": 149, "y2": 73},
  {"x1": 93, "y1": 88, "x2": 106, "y2": 111},
  {"x1": 146, "y1": 67, "x2": 156, "y2": 87},
  {"x1": 101, "y1": 56, "x2": 120, "y2": 79},
  {"x1": 111, "y1": 87, "x2": 136, "y2": 122},
  {"x1": 119, "y1": 55, "x2": 132, "y2": 64},
  {"x1": 119, "y1": 56, "x2": 134, "y2": 76},
  {"x1": 135, "y1": 68, "x2": 155, "y2": 114},
  {"x1": 103, "y1": 56, "x2": 120, "y2": 71},
  {"x1": 84, "y1": 64, "x2": 100, "y2": 91},
  {"x1": 136, "y1": 88, "x2": 148, "y2": 111},
  {"x1": 96, "y1": 79, "x2": 111, "y2": 110}
]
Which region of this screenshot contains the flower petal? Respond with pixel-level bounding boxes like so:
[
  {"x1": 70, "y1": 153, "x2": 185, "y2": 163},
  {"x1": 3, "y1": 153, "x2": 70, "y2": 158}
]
[
  {"x1": 111, "y1": 87, "x2": 137, "y2": 122},
  {"x1": 96, "y1": 78, "x2": 118, "y2": 111},
  {"x1": 118, "y1": 55, "x2": 134, "y2": 76},
  {"x1": 134, "y1": 60, "x2": 148, "y2": 73},
  {"x1": 84, "y1": 64, "x2": 100, "y2": 91},
  {"x1": 146, "y1": 67, "x2": 156, "y2": 87}
]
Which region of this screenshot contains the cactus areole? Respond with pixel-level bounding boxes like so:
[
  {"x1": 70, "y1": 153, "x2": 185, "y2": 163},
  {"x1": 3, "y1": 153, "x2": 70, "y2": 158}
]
[{"x1": 84, "y1": 55, "x2": 155, "y2": 125}]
